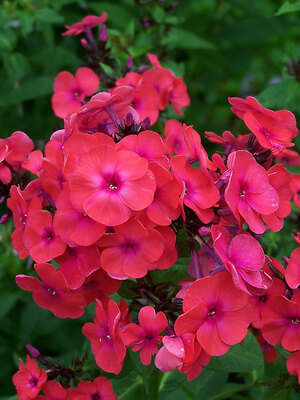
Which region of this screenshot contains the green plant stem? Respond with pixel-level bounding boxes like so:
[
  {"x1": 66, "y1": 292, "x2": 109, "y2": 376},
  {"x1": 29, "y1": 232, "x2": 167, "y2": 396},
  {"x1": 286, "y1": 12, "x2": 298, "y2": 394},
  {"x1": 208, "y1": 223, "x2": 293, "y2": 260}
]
[{"x1": 206, "y1": 381, "x2": 274, "y2": 400}]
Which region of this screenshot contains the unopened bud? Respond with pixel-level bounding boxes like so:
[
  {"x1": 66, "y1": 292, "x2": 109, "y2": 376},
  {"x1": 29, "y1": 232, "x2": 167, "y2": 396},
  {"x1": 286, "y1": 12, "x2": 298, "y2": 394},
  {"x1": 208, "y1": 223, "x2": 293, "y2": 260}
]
[
  {"x1": 26, "y1": 344, "x2": 41, "y2": 359},
  {"x1": 126, "y1": 56, "x2": 133, "y2": 71},
  {"x1": 141, "y1": 117, "x2": 151, "y2": 131},
  {"x1": 80, "y1": 38, "x2": 90, "y2": 50},
  {"x1": 198, "y1": 226, "x2": 211, "y2": 236},
  {"x1": 99, "y1": 24, "x2": 108, "y2": 42},
  {"x1": 125, "y1": 113, "x2": 134, "y2": 126},
  {"x1": 136, "y1": 65, "x2": 148, "y2": 74}
]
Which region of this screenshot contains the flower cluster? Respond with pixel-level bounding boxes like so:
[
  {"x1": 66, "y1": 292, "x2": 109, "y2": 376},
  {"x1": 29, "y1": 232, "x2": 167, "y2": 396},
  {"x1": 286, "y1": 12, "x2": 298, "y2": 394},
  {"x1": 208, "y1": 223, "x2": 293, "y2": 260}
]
[{"x1": 7, "y1": 11, "x2": 300, "y2": 399}]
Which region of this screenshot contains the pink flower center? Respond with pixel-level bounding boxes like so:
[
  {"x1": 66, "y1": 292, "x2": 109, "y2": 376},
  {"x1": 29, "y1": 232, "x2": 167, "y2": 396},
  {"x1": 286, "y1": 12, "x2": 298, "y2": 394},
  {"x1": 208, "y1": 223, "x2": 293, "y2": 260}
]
[
  {"x1": 208, "y1": 307, "x2": 217, "y2": 317},
  {"x1": 29, "y1": 376, "x2": 38, "y2": 387},
  {"x1": 291, "y1": 317, "x2": 300, "y2": 324},
  {"x1": 91, "y1": 393, "x2": 101, "y2": 400}
]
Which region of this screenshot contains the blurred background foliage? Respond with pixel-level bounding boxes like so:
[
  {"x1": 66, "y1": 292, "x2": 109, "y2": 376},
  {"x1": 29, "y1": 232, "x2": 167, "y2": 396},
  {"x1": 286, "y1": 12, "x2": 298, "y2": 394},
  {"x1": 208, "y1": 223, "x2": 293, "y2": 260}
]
[{"x1": 1, "y1": 0, "x2": 300, "y2": 398}]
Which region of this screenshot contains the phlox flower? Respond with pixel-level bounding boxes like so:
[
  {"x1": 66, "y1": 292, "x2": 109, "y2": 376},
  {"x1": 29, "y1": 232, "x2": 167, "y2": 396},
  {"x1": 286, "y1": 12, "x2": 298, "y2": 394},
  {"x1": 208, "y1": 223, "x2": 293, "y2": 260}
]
[
  {"x1": 285, "y1": 248, "x2": 300, "y2": 289},
  {"x1": 13, "y1": 355, "x2": 47, "y2": 400},
  {"x1": 228, "y1": 96, "x2": 298, "y2": 151},
  {"x1": 211, "y1": 224, "x2": 271, "y2": 294},
  {"x1": 256, "y1": 332, "x2": 278, "y2": 363},
  {"x1": 62, "y1": 13, "x2": 108, "y2": 36},
  {"x1": 72, "y1": 377, "x2": 117, "y2": 400},
  {"x1": 290, "y1": 174, "x2": 300, "y2": 208},
  {"x1": 23, "y1": 210, "x2": 66, "y2": 263},
  {"x1": 69, "y1": 145, "x2": 156, "y2": 226},
  {"x1": 262, "y1": 292, "x2": 300, "y2": 352},
  {"x1": 52, "y1": 67, "x2": 100, "y2": 118},
  {"x1": 16, "y1": 263, "x2": 85, "y2": 319},
  {"x1": 123, "y1": 306, "x2": 168, "y2": 365},
  {"x1": 175, "y1": 271, "x2": 251, "y2": 356},
  {"x1": 82, "y1": 298, "x2": 126, "y2": 374},
  {"x1": 35, "y1": 381, "x2": 68, "y2": 400},
  {"x1": 170, "y1": 155, "x2": 220, "y2": 223},
  {"x1": 225, "y1": 150, "x2": 279, "y2": 234},
  {"x1": 98, "y1": 219, "x2": 164, "y2": 279},
  {"x1": 287, "y1": 351, "x2": 300, "y2": 385}
]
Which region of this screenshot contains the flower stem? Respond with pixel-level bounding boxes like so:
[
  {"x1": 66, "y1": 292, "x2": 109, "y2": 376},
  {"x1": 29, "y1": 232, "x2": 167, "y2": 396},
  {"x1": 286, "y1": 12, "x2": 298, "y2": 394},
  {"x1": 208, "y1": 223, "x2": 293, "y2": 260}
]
[{"x1": 206, "y1": 380, "x2": 275, "y2": 400}]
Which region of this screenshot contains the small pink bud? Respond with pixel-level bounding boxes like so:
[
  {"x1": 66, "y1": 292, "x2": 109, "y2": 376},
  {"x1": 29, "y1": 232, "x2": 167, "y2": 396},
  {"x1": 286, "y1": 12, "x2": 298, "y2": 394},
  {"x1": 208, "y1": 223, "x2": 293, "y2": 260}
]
[{"x1": 99, "y1": 24, "x2": 108, "y2": 42}]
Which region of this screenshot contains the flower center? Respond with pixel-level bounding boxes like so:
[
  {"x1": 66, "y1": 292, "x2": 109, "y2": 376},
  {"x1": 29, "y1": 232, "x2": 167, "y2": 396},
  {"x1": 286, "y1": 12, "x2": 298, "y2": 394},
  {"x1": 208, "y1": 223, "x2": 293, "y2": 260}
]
[
  {"x1": 29, "y1": 376, "x2": 38, "y2": 387},
  {"x1": 91, "y1": 393, "x2": 101, "y2": 400},
  {"x1": 291, "y1": 317, "x2": 300, "y2": 324},
  {"x1": 208, "y1": 307, "x2": 217, "y2": 317}
]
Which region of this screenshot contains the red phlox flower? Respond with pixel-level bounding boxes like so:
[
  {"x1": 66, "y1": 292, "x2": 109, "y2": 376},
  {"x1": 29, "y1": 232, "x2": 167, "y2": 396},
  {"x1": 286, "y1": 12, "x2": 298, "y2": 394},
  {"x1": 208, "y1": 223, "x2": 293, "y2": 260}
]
[
  {"x1": 52, "y1": 68, "x2": 99, "y2": 118},
  {"x1": 146, "y1": 53, "x2": 190, "y2": 114},
  {"x1": 116, "y1": 130, "x2": 169, "y2": 169},
  {"x1": 285, "y1": 247, "x2": 300, "y2": 289},
  {"x1": 211, "y1": 224, "x2": 271, "y2": 293},
  {"x1": 175, "y1": 271, "x2": 251, "y2": 356},
  {"x1": 249, "y1": 277, "x2": 285, "y2": 329},
  {"x1": 149, "y1": 226, "x2": 178, "y2": 270},
  {"x1": 98, "y1": 219, "x2": 164, "y2": 279},
  {"x1": 225, "y1": 150, "x2": 279, "y2": 234},
  {"x1": 170, "y1": 155, "x2": 220, "y2": 223},
  {"x1": 53, "y1": 183, "x2": 105, "y2": 247},
  {"x1": 275, "y1": 148, "x2": 300, "y2": 166},
  {"x1": 23, "y1": 210, "x2": 66, "y2": 263},
  {"x1": 187, "y1": 247, "x2": 219, "y2": 279},
  {"x1": 292, "y1": 232, "x2": 300, "y2": 245},
  {"x1": 80, "y1": 268, "x2": 121, "y2": 305},
  {"x1": 4, "y1": 131, "x2": 34, "y2": 168},
  {"x1": 69, "y1": 145, "x2": 156, "y2": 226},
  {"x1": 123, "y1": 306, "x2": 168, "y2": 365},
  {"x1": 256, "y1": 331, "x2": 278, "y2": 363},
  {"x1": 164, "y1": 120, "x2": 189, "y2": 157},
  {"x1": 35, "y1": 381, "x2": 68, "y2": 400},
  {"x1": 287, "y1": 351, "x2": 300, "y2": 384},
  {"x1": 262, "y1": 292, "x2": 300, "y2": 351},
  {"x1": 290, "y1": 174, "x2": 300, "y2": 208},
  {"x1": 13, "y1": 355, "x2": 47, "y2": 400},
  {"x1": 62, "y1": 13, "x2": 108, "y2": 36},
  {"x1": 82, "y1": 298, "x2": 126, "y2": 374},
  {"x1": 115, "y1": 72, "x2": 143, "y2": 88},
  {"x1": 55, "y1": 245, "x2": 101, "y2": 290},
  {"x1": 228, "y1": 96, "x2": 298, "y2": 151},
  {"x1": 74, "y1": 377, "x2": 117, "y2": 400},
  {"x1": 76, "y1": 86, "x2": 134, "y2": 132},
  {"x1": 131, "y1": 84, "x2": 159, "y2": 124},
  {"x1": 205, "y1": 130, "x2": 250, "y2": 152},
  {"x1": 146, "y1": 163, "x2": 181, "y2": 226},
  {"x1": 40, "y1": 152, "x2": 67, "y2": 203},
  {"x1": 16, "y1": 263, "x2": 85, "y2": 318},
  {"x1": 22, "y1": 151, "x2": 44, "y2": 176},
  {"x1": 262, "y1": 164, "x2": 291, "y2": 232},
  {"x1": 142, "y1": 68, "x2": 173, "y2": 110}
]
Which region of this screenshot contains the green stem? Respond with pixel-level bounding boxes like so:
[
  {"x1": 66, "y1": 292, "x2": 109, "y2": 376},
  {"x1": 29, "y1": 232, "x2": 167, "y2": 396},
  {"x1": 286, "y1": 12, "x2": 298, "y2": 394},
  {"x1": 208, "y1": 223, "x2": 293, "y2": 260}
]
[{"x1": 206, "y1": 381, "x2": 274, "y2": 400}]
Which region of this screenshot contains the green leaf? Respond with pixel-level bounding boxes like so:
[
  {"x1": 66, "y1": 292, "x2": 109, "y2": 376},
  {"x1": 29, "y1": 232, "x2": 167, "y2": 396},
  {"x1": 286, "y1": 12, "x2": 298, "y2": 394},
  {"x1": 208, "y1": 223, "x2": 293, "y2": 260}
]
[
  {"x1": 99, "y1": 63, "x2": 115, "y2": 77},
  {"x1": 112, "y1": 372, "x2": 146, "y2": 399},
  {"x1": 207, "y1": 332, "x2": 264, "y2": 372},
  {"x1": 185, "y1": 368, "x2": 229, "y2": 399},
  {"x1": 0, "y1": 76, "x2": 53, "y2": 107},
  {"x1": 275, "y1": 1, "x2": 300, "y2": 16},
  {"x1": 163, "y1": 28, "x2": 216, "y2": 50},
  {"x1": 257, "y1": 77, "x2": 299, "y2": 109},
  {"x1": 3, "y1": 53, "x2": 31, "y2": 80},
  {"x1": 262, "y1": 386, "x2": 291, "y2": 400},
  {"x1": 0, "y1": 292, "x2": 20, "y2": 320},
  {"x1": 159, "y1": 369, "x2": 186, "y2": 393},
  {"x1": 35, "y1": 7, "x2": 64, "y2": 24}
]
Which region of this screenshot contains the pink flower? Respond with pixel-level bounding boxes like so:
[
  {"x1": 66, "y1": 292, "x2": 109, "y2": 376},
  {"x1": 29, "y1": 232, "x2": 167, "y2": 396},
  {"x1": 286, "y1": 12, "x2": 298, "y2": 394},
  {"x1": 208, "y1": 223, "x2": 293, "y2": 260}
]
[
  {"x1": 285, "y1": 247, "x2": 300, "y2": 289},
  {"x1": 13, "y1": 355, "x2": 47, "y2": 400},
  {"x1": 175, "y1": 271, "x2": 251, "y2": 356},
  {"x1": 69, "y1": 145, "x2": 156, "y2": 226},
  {"x1": 225, "y1": 150, "x2": 279, "y2": 234},
  {"x1": 16, "y1": 263, "x2": 85, "y2": 319},
  {"x1": 211, "y1": 224, "x2": 271, "y2": 294},
  {"x1": 52, "y1": 67, "x2": 99, "y2": 118},
  {"x1": 62, "y1": 13, "x2": 108, "y2": 36},
  {"x1": 262, "y1": 292, "x2": 300, "y2": 352},
  {"x1": 82, "y1": 298, "x2": 126, "y2": 374},
  {"x1": 287, "y1": 351, "x2": 300, "y2": 384},
  {"x1": 123, "y1": 306, "x2": 168, "y2": 365}
]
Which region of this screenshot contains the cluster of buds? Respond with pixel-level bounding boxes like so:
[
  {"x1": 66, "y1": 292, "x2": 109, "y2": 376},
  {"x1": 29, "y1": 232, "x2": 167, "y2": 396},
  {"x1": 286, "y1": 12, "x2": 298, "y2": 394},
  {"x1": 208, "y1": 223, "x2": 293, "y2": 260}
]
[{"x1": 7, "y1": 11, "x2": 300, "y2": 399}]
